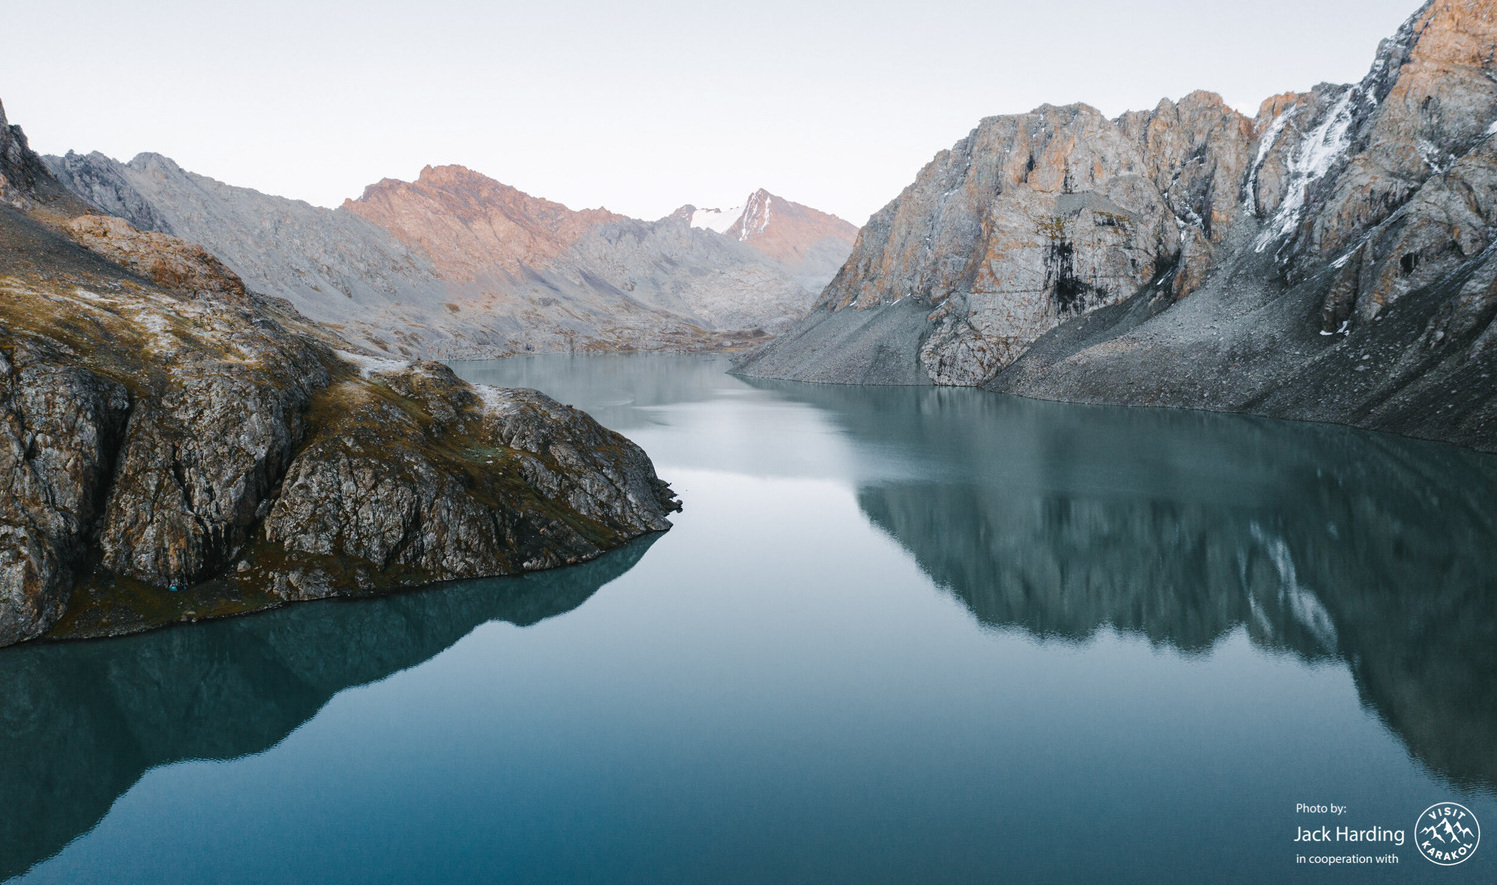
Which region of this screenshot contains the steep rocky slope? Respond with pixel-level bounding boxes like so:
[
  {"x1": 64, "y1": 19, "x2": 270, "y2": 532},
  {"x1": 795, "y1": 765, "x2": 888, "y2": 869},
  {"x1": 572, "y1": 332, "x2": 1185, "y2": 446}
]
[
  {"x1": 2, "y1": 104, "x2": 93, "y2": 221},
  {"x1": 738, "y1": 0, "x2": 1497, "y2": 453},
  {"x1": 0, "y1": 108, "x2": 679, "y2": 649},
  {"x1": 45, "y1": 157, "x2": 837, "y2": 357}
]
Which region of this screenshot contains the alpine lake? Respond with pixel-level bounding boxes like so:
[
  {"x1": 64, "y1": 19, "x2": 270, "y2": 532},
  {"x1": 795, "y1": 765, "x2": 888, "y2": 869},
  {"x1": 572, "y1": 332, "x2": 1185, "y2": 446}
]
[{"x1": 3, "y1": 354, "x2": 1494, "y2": 883}]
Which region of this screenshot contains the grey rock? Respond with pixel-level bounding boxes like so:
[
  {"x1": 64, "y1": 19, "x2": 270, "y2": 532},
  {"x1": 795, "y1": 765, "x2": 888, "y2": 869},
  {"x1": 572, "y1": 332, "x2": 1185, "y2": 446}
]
[
  {"x1": 733, "y1": 299, "x2": 933, "y2": 385},
  {"x1": 740, "y1": 0, "x2": 1497, "y2": 453},
  {"x1": 0, "y1": 100, "x2": 85, "y2": 214},
  {"x1": 260, "y1": 361, "x2": 678, "y2": 600},
  {"x1": 0, "y1": 343, "x2": 129, "y2": 645}
]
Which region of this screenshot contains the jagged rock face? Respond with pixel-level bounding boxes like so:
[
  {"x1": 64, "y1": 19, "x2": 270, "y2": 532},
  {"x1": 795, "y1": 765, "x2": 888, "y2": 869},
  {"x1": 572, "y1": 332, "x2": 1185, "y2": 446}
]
[
  {"x1": 2, "y1": 105, "x2": 92, "y2": 225},
  {"x1": 794, "y1": 94, "x2": 1251, "y2": 386},
  {"x1": 0, "y1": 345, "x2": 128, "y2": 645},
  {"x1": 45, "y1": 154, "x2": 827, "y2": 357},
  {"x1": 42, "y1": 150, "x2": 176, "y2": 234},
  {"x1": 1, "y1": 101, "x2": 72, "y2": 215},
  {"x1": 93, "y1": 333, "x2": 329, "y2": 590},
  {"x1": 0, "y1": 122, "x2": 680, "y2": 648},
  {"x1": 1246, "y1": 0, "x2": 1497, "y2": 320},
  {"x1": 343, "y1": 164, "x2": 626, "y2": 280},
  {"x1": 740, "y1": 0, "x2": 1497, "y2": 453},
  {"x1": 259, "y1": 361, "x2": 677, "y2": 600},
  {"x1": 0, "y1": 222, "x2": 333, "y2": 629},
  {"x1": 1, "y1": 102, "x2": 39, "y2": 210}
]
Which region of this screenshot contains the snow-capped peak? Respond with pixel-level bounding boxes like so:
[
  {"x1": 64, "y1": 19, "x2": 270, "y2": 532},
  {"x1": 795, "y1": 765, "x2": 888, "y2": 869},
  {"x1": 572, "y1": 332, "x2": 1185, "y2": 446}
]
[{"x1": 689, "y1": 204, "x2": 744, "y2": 235}]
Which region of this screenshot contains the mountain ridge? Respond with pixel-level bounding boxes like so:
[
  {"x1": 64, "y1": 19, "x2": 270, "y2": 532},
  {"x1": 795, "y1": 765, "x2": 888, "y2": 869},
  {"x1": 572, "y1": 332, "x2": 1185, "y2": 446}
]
[
  {"x1": 342, "y1": 163, "x2": 627, "y2": 279},
  {"x1": 46, "y1": 153, "x2": 853, "y2": 358}
]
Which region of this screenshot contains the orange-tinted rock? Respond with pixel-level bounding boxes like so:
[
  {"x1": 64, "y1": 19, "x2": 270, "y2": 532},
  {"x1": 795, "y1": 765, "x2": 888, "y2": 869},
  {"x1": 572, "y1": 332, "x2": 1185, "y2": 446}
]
[
  {"x1": 64, "y1": 215, "x2": 247, "y2": 299},
  {"x1": 342, "y1": 164, "x2": 624, "y2": 280},
  {"x1": 727, "y1": 189, "x2": 858, "y2": 267}
]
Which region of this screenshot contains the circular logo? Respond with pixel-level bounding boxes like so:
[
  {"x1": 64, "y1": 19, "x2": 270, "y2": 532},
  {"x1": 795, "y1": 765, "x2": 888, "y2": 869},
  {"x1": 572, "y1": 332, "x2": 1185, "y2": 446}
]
[{"x1": 1416, "y1": 802, "x2": 1480, "y2": 866}]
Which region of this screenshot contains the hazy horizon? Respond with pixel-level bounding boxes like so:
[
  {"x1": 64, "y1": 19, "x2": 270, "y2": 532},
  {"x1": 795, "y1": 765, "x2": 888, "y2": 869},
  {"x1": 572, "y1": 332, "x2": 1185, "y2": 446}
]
[{"x1": 10, "y1": 0, "x2": 1422, "y2": 224}]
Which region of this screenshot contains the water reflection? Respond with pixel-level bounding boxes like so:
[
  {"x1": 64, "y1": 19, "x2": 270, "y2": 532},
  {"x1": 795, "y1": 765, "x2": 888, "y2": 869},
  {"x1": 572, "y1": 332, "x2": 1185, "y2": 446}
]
[
  {"x1": 747, "y1": 380, "x2": 1497, "y2": 795},
  {"x1": 12, "y1": 356, "x2": 1492, "y2": 883},
  {"x1": 0, "y1": 537, "x2": 656, "y2": 881}
]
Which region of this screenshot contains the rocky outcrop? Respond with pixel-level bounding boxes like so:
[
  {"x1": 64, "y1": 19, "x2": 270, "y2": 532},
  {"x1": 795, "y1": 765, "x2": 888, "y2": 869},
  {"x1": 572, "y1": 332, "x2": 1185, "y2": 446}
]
[
  {"x1": 0, "y1": 113, "x2": 680, "y2": 648},
  {"x1": 46, "y1": 154, "x2": 834, "y2": 358},
  {"x1": 64, "y1": 214, "x2": 247, "y2": 299},
  {"x1": 0, "y1": 344, "x2": 129, "y2": 646},
  {"x1": 738, "y1": 0, "x2": 1497, "y2": 453},
  {"x1": 256, "y1": 360, "x2": 674, "y2": 600},
  {"x1": 739, "y1": 92, "x2": 1254, "y2": 385},
  {"x1": 0, "y1": 100, "x2": 87, "y2": 218}
]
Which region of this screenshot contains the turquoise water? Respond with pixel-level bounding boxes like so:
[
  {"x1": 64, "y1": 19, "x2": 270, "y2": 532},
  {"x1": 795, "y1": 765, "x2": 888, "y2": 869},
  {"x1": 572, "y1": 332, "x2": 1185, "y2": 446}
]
[{"x1": 4, "y1": 354, "x2": 1494, "y2": 883}]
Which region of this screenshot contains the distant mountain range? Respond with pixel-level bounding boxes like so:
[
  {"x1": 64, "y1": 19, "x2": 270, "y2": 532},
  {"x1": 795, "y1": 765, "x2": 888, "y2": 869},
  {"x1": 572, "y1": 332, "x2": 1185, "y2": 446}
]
[{"x1": 44, "y1": 153, "x2": 858, "y2": 359}]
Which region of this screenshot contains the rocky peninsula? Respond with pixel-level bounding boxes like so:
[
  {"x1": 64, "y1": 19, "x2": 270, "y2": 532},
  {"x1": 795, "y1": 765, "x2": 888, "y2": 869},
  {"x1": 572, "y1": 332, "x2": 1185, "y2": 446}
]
[{"x1": 0, "y1": 102, "x2": 679, "y2": 648}]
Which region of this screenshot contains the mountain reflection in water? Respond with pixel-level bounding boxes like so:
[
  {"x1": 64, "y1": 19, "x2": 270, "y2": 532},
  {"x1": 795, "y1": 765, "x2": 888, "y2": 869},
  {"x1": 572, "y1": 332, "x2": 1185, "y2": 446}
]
[
  {"x1": 0, "y1": 537, "x2": 656, "y2": 881},
  {"x1": 7, "y1": 354, "x2": 1496, "y2": 884},
  {"x1": 743, "y1": 379, "x2": 1497, "y2": 795}
]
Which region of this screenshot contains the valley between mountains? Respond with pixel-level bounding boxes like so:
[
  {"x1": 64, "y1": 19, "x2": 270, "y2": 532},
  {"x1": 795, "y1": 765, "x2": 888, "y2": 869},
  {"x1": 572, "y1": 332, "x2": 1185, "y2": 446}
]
[{"x1": 2, "y1": 0, "x2": 1495, "y2": 651}]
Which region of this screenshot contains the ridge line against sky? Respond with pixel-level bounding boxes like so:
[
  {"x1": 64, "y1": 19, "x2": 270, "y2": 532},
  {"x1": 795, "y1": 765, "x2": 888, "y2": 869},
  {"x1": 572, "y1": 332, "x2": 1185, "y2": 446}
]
[{"x1": 8, "y1": 0, "x2": 1421, "y2": 224}]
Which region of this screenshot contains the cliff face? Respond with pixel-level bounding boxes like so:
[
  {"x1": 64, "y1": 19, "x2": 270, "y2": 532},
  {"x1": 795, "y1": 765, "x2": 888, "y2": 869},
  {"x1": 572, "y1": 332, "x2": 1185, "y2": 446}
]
[
  {"x1": 1, "y1": 101, "x2": 83, "y2": 216},
  {"x1": 0, "y1": 113, "x2": 680, "y2": 649},
  {"x1": 737, "y1": 0, "x2": 1497, "y2": 452},
  {"x1": 45, "y1": 156, "x2": 837, "y2": 358}
]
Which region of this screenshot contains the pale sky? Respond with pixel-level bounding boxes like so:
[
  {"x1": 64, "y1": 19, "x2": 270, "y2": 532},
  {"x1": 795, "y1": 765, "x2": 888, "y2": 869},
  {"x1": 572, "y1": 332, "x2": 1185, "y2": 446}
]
[{"x1": 6, "y1": 0, "x2": 1422, "y2": 225}]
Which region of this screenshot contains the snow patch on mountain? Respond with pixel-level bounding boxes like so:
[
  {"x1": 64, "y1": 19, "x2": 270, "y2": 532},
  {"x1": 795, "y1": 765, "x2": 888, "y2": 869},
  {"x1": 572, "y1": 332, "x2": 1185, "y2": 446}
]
[
  {"x1": 1254, "y1": 88, "x2": 1360, "y2": 253},
  {"x1": 690, "y1": 205, "x2": 744, "y2": 234}
]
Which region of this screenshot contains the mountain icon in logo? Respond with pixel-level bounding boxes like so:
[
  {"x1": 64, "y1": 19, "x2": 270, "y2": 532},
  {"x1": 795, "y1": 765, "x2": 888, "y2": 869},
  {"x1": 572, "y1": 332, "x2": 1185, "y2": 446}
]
[{"x1": 1417, "y1": 802, "x2": 1480, "y2": 866}]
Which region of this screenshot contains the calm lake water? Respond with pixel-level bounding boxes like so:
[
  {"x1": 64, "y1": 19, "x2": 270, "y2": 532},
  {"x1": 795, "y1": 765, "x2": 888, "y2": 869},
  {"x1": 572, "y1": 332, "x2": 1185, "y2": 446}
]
[{"x1": 4, "y1": 354, "x2": 1495, "y2": 883}]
